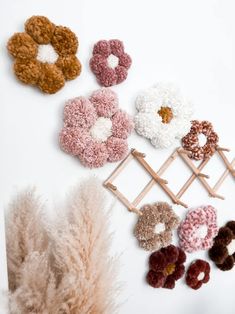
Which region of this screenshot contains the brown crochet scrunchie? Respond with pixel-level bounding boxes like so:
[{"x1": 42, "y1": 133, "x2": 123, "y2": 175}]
[
  {"x1": 182, "y1": 120, "x2": 219, "y2": 160},
  {"x1": 208, "y1": 221, "x2": 235, "y2": 271},
  {"x1": 134, "y1": 202, "x2": 180, "y2": 251},
  {"x1": 7, "y1": 16, "x2": 82, "y2": 94}
]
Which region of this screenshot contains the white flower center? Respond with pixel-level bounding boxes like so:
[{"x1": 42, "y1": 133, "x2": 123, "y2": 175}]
[
  {"x1": 36, "y1": 44, "x2": 59, "y2": 64},
  {"x1": 90, "y1": 117, "x2": 112, "y2": 142},
  {"x1": 107, "y1": 54, "x2": 119, "y2": 69},
  {"x1": 154, "y1": 223, "x2": 165, "y2": 234},
  {"x1": 227, "y1": 239, "x2": 235, "y2": 256},
  {"x1": 197, "y1": 272, "x2": 205, "y2": 281},
  {"x1": 196, "y1": 225, "x2": 208, "y2": 238},
  {"x1": 198, "y1": 133, "x2": 207, "y2": 147}
]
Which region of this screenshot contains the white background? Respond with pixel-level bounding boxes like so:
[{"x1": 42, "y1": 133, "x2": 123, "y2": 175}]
[{"x1": 0, "y1": 0, "x2": 235, "y2": 313}]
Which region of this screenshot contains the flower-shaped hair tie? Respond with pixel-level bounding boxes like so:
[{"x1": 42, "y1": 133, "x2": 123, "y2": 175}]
[
  {"x1": 209, "y1": 221, "x2": 235, "y2": 271},
  {"x1": 7, "y1": 16, "x2": 82, "y2": 94},
  {"x1": 146, "y1": 245, "x2": 186, "y2": 289},
  {"x1": 178, "y1": 205, "x2": 218, "y2": 253},
  {"x1": 59, "y1": 88, "x2": 133, "y2": 168},
  {"x1": 182, "y1": 120, "x2": 219, "y2": 160},
  {"x1": 134, "y1": 202, "x2": 180, "y2": 251},
  {"x1": 90, "y1": 39, "x2": 132, "y2": 87},
  {"x1": 134, "y1": 83, "x2": 193, "y2": 148},
  {"x1": 186, "y1": 260, "x2": 210, "y2": 290}
]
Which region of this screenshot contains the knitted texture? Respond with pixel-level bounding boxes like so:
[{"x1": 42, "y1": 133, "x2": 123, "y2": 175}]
[
  {"x1": 182, "y1": 120, "x2": 219, "y2": 160},
  {"x1": 209, "y1": 221, "x2": 235, "y2": 271},
  {"x1": 186, "y1": 259, "x2": 210, "y2": 290},
  {"x1": 146, "y1": 245, "x2": 186, "y2": 289},
  {"x1": 59, "y1": 88, "x2": 133, "y2": 168},
  {"x1": 90, "y1": 39, "x2": 132, "y2": 87},
  {"x1": 134, "y1": 83, "x2": 193, "y2": 148},
  {"x1": 7, "y1": 16, "x2": 81, "y2": 94},
  {"x1": 134, "y1": 202, "x2": 180, "y2": 251},
  {"x1": 178, "y1": 205, "x2": 218, "y2": 253}
]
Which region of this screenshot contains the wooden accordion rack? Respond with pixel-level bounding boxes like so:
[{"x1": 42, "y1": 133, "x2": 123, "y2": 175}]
[{"x1": 104, "y1": 147, "x2": 235, "y2": 215}]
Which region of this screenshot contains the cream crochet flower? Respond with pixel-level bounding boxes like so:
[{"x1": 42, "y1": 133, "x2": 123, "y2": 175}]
[{"x1": 134, "y1": 83, "x2": 193, "y2": 148}]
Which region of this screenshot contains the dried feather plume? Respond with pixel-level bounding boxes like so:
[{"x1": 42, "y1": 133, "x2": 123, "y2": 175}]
[{"x1": 6, "y1": 178, "x2": 118, "y2": 314}]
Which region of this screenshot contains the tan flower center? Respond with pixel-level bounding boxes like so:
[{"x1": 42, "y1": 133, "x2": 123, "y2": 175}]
[
  {"x1": 164, "y1": 263, "x2": 176, "y2": 276},
  {"x1": 157, "y1": 106, "x2": 173, "y2": 124}
]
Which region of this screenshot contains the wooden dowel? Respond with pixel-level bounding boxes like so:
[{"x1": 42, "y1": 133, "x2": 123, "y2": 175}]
[
  {"x1": 132, "y1": 150, "x2": 179, "y2": 206},
  {"x1": 213, "y1": 158, "x2": 235, "y2": 192},
  {"x1": 132, "y1": 149, "x2": 168, "y2": 184},
  {"x1": 216, "y1": 146, "x2": 230, "y2": 152},
  {"x1": 176, "y1": 158, "x2": 210, "y2": 198},
  {"x1": 104, "y1": 182, "x2": 117, "y2": 191},
  {"x1": 108, "y1": 187, "x2": 142, "y2": 215},
  {"x1": 104, "y1": 150, "x2": 133, "y2": 184},
  {"x1": 178, "y1": 149, "x2": 209, "y2": 178},
  {"x1": 217, "y1": 150, "x2": 235, "y2": 176},
  {"x1": 131, "y1": 149, "x2": 146, "y2": 158}
]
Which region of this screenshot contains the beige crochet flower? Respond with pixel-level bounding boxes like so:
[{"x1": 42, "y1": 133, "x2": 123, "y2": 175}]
[{"x1": 134, "y1": 202, "x2": 180, "y2": 251}]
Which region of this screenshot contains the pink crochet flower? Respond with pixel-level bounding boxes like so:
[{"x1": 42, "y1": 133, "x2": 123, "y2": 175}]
[
  {"x1": 90, "y1": 39, "x2": 132, "y2": 87},
  {"x1": 59, "y1": 88, "x2": 133, "y2": 168},
  {"x1": 178, "y1": 205, "x2": 218, "y2": 253}
]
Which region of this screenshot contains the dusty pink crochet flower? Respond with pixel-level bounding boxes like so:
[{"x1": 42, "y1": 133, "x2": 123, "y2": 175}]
[
  {"x1": 90, "y1": 39, "x2": 132, "y2": 87},
  {"x1": 178, "y1": 205, "x2": 218, "y2": 253},
  {"x1": 59, "y1": 88, "x2": 133, "y2": 168}
]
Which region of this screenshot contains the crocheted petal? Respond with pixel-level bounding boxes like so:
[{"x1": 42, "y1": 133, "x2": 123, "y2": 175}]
[
  {"x1": 89, "y1": 88, "x2": 118, "y2": 117},
  {"x1": 7, "y1": 32, "x2": 38, "y2": 59},
  {"x1": 149, "y1": 251, "x2": 167, "y2": 272},
  {"x1": 173, "y1": 264, "x2": 185, "y2": 280},
  {"x1": 80, "y1": 141, "x2": 109, "y2": 168},
  {"x1": 216, "y1": 256, "x2": 234, "y2": 271},
  {"x1": 134, "y1": 113, "x2": 159, "y2": 139},
  {"x1": 118, "y1": 53, "x2": 132, "y2": 69},
  {"x1": 25, "y1": 16, "x2": 55, "y2": 44},
  {"x1": 162, "y1": 245, "x2": 179, "y2": 264},
  {"x1": 115, "y1": 66, "x2": 128, "y2": 84},
  {"x1": 63, "y1": 97, "x2": 97, "y2": 129},
  {"x1": 38, "y1": 64, "x2": 65, "y2": 94},
  {"x1": 93, "y1": 40, "x2": 111, "y2": 57},
  {"x1": 177, "y1": 248, "x2": 186, "y2": 264},
  {"x1": 146, "y1": 270, "x2": 165, "y2": 288},
  {"x1": 105, "y1": 135, "x2": 126, "y2": 155},
  {"x1": 59, "y1": 127, "x2": 90, "y2": 156},
  {"x1": 56, "y1": 55, "x2": 82, "y2": 80},
  {"x1": 135, "y1": 87, "x2": 162, "y2": 113},
  {"x1": 90, "y1": 54, "x2": 107, "y2": 75},
  {"x1": 159, "y1": 231, "x2": 172, "y2": 248},
  {"x1": 163, "y1": 275, "x2": 175, "y2": 289},
  {"x1": 173, "y1": 118, "x2": 192, "y2": 139},
  {"x1": 51, "y1": 26, "x2": 78, "y2": 56},
  {"x1": 98, "y1": 67, "x2": 117, "y2": 87},
  {"x1": 14, "y1": 59, "x2": 41, "y2": 85},
  {"x1": 111, "y1": 110, "x2": 134, "y2": 139},
  {"x1": 106, "y1": 137, "x2": 128, "y2": 162},
  {"x1": 151, "y1": 130, "x2": 176, "y2": 148},
  {"x1": 109, "y1": 39, "x2": 124, "y2": 57}
]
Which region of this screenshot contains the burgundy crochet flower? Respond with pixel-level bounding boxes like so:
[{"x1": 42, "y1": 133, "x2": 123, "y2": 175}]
[
  {"x1": 208, "y1": 221, "x2": 235, "y2": 271},
  {"x1": 59, "y1": 88, "x2": 133, "y2": 168},
  {"x1": 186, "y1": 260, "x2": 210, "y2": 290},
  {"x1": 146, "y1": 245, "x2": 186, "y2": 289},
  {"x1": 90, "y1": 39, "x2": 132, "y2": 87}
]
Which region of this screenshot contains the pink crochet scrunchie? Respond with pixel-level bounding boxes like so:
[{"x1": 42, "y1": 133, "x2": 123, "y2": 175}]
[{"x1": 178, "y1": 205, "x2": 218, "y2": 253}]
